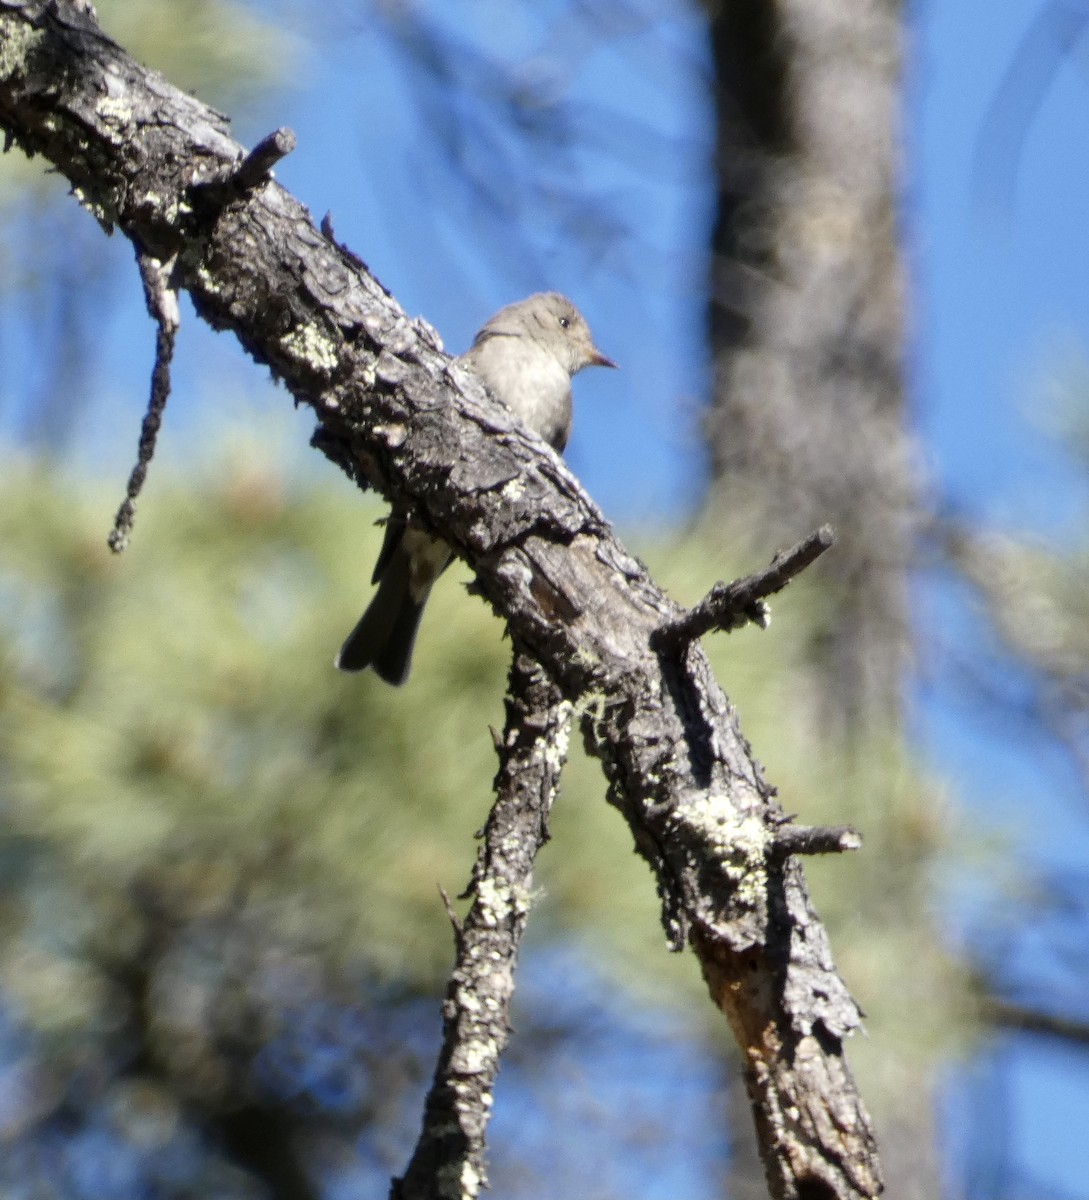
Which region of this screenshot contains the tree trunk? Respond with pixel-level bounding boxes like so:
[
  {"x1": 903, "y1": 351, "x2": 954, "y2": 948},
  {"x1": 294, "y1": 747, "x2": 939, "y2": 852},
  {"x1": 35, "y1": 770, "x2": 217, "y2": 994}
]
[{"x1": 705, "y1": 0, "x2": 914, "y2": 734}]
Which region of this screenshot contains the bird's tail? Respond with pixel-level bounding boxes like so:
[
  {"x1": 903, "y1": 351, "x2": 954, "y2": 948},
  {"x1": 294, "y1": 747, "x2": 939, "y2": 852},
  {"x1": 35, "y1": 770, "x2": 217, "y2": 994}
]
[{"x1": 334, "y1": 551, "x2": 426, "y2": 686}]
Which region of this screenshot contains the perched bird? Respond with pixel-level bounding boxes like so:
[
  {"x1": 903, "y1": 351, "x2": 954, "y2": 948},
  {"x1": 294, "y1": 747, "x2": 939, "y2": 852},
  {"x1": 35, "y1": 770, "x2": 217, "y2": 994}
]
[{"x1": 335, "y1": 291, "x2": 616, "y2": 684}]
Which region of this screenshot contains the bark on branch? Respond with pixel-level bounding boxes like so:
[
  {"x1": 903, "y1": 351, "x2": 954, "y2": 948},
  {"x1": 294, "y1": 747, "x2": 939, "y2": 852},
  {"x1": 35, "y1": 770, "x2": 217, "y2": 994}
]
[
  {"x1": 0, "y1": 6, "x2": 883, "y2": 1197},
  {"x1": 395, "y1": 652, "x2": 570, "y2": 1198},
  {"x1": 656, "y1": 525, "x2": 837, "y2": 646}
]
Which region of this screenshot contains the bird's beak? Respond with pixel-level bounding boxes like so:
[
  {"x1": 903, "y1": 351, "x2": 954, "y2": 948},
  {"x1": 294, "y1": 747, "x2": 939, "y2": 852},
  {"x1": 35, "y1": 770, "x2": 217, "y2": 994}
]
[{"x1": 588, "y1": 347, "x2": 618, "y2": 370}]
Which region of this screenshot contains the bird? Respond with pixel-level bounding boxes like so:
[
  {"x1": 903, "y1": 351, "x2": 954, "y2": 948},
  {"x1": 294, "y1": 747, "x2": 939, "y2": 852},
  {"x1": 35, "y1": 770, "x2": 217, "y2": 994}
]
[{"x1": 335, "y1": 291, "x2": 616, "y2": 685}]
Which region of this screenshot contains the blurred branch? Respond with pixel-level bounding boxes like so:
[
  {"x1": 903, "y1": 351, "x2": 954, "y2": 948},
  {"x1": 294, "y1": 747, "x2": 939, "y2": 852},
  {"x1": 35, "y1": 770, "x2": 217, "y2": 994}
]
[
  {"x1": 0, "y1": 8, "x2": 882, "y2": 1197},
  {"x1": 975, "y1": 0, "x2": 1089, "y2": 212},
  {"x1": 396, "y1": 653, "x2": 570, "y2": 1198},
  {"x1": 96, "y1": 880, "x2": 323, "y2": 1200},
  {"x1": 985, "y1": 997, "x2": 1089, "y2": 1046},
  {"x1": 936, "y1": 514, "x2": 1089, "y2": 802},
  {"x1": 371, "y1": 0, "x2": 682, "y2": 288}
]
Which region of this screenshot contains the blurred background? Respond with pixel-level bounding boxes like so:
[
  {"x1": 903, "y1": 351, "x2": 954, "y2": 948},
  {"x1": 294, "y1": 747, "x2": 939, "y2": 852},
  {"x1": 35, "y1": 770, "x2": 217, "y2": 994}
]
[{"x1": 2, "y1": 0, "x2": 1088, "y2": 1196}]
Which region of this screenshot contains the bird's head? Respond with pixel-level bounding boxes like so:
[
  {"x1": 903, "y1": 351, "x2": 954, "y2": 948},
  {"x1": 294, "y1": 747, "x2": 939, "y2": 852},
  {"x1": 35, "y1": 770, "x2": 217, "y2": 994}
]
[{"x1": 513, "y1": 292, "x2": 617, "y2": 377}]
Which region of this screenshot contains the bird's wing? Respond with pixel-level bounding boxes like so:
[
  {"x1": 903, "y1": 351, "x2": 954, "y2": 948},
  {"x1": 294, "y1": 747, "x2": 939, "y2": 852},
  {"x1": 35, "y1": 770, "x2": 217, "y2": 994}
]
[{"x1": 372, "y1": 515, "x2": 407, "y2": 584}]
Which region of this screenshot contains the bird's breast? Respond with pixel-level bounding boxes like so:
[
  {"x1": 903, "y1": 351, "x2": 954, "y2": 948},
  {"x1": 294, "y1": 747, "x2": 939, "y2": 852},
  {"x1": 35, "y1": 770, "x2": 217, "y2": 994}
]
[{"x1": 463, "y1": 340, "x2": 573, "y2": 452}]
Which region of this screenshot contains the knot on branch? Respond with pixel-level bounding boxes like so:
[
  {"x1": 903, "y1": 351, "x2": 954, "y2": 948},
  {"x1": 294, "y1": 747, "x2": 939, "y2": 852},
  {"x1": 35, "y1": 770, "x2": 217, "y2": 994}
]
[{"x1": 654, "y1": 525, "x2": 836, "y2": 650}]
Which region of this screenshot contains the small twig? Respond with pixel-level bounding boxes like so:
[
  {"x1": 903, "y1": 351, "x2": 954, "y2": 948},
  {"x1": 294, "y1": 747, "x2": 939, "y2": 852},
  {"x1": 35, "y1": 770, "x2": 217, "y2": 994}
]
[
  {"x1": 107, "y1": 249, "x2": 180, "y2": 553},
  {"x1": 656, "y1": 525, "x2": 836, "y2": 648},
  {"x1": 769, "y1": 823, "x2": 862, "y2": 859},
  {"x1": 231, "y1": 127, "x2": 296, "y2": 192},
  {"x1": 189, "y1": 128, "x2": 296, "y2": 216},
  {"x1": 394, "y1": 653, "x2": 571, "y2": 1200},
  {"x1": 438, "y1": 885, "x2": 465, "y2": 947}
]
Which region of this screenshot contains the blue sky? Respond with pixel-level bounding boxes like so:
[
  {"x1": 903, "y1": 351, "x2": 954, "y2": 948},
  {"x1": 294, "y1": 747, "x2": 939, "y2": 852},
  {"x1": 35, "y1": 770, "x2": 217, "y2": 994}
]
[
  {"x1": 911, "y1": 0, "x2": 1089, "y2": 903},
  {"x1": 914, "y1": 3, "x2": 1089, "y2": 1194},
  {"x1": 913, "y1": 0, "x2": 1089, "y2": 533}
]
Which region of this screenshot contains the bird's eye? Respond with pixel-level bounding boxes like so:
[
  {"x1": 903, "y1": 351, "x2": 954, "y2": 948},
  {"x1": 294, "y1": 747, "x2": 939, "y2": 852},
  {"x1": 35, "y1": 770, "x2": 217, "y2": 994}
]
[{"x1": 559, "y1": 316, "x2": 570, "y2": 329}]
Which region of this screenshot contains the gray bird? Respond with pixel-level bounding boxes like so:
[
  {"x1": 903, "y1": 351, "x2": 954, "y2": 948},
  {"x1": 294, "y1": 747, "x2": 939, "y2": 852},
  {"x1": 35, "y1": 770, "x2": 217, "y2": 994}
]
[{"x1": 335, "y1": 292, "x2": 616, "y2": 684}]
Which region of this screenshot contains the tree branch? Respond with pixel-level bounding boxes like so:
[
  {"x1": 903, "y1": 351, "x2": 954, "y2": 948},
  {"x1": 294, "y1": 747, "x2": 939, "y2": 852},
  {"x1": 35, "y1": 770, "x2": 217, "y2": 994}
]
[
  {"x1": 770, "y1": 822, "x2": 862, "y2": 859},
  {"x1": 656, "y1": 525, "x2": 836, "y2": 647},
  {"x1": 395, "y1": 652, "x2": 570, "y2": 1198},
  {"x1": 0, "y1": 7, "x2": 883, "y2": 1196}
]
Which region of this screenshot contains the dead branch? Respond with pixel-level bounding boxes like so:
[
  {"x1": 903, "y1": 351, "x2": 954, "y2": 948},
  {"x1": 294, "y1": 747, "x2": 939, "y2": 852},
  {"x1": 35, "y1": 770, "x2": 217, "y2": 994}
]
[
  {"x1": 0, "y1": 6, "x2": 882, "y2": 1196},
  {"x1": 395, "y1": 652, "x2": 570, "y2": 1198}
]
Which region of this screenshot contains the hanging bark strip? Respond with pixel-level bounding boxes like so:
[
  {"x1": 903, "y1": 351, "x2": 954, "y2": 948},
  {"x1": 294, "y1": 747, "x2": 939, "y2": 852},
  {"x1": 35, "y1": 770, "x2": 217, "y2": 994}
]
[{"x1": 107, "y1": 248, "x2": 179, "y2": 552}]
